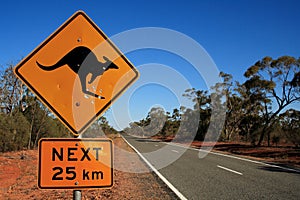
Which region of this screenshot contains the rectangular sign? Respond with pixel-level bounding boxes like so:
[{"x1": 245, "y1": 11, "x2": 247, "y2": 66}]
[{"x1": 38, "y1": 138, "x2": 113, "y2": 189}]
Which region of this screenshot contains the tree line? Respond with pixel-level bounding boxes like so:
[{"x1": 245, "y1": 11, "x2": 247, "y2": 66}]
[
  {"x1": 124, "y1": 56, "x2": 300, "y2": 147},
  {"x1": 0, "y1": 56, "x2": 299, "y2": 152}
]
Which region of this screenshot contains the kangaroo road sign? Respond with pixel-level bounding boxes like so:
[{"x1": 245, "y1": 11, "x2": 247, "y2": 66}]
[
  {"x1": 14, "y1": 11, "x2": 139, "y2": 136},
  {"x1": 38, "y1": 138, "x2": 113, "y2": 189}
]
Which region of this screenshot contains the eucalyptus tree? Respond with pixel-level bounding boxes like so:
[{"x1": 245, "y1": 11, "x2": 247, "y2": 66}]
[
  {"x1": 279, "y1": 109, "x2": 300, "y2": 147},
  {"x1": 243, "y1": 56, "x2": 300, "y2": 146}
]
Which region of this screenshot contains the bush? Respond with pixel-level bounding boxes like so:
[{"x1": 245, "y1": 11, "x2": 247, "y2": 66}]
[{"x1": 0, "y1": 113, "x2": 30, "y2": 152}]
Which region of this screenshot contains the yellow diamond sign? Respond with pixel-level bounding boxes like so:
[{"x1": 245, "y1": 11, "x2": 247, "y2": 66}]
[{"x1": 14, "y1": 11, "x2": 139, "y2": 136}]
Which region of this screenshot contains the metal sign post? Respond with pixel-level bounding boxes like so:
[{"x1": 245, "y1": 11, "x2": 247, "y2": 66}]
[
  {"x1": 73, "y1": 190, "x2": 82, "y2": 200},
  {"x1": 73, "y1": 134, "x2": 82, "y2": 200}
]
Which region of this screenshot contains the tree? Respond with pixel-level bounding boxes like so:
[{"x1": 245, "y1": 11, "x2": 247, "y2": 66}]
[
  {"x1": 171, "y1": 108, "x2": 180, "y2": 121},
  {"x1": 127, "y1": 107, "x2": 166, "y2": 137},
  {"x1": 238, "y1": 114, "x2": 261, "y2": 144},
  {"x1": 83, "y1": 116, "x2": 117, "y2": 138},
  {"x1": 0, "y1": 64, "x2": 25, "y2": 114},
  {"x1": 167, "y1": 108, "x2": 181, "y2": 136},
  {"x1": 22, "y1": 92, "x2": 49, "y2": 149},
  {"x1": 183, "y1": 89, "x2": 209, "y2": 141},
  {"x1": 176, "y1": 107, "x2": 200, "y2": 141},
  {"x1": 0, "y1": 112, "x2": 30, "y2": 152},
  {"x1": 244, "y1": 56, "x2": 300, "y2": 146},
  {"x1": 279, "y1": 109, "x2": 300, "y2": 147},
  {"x1": 212, "y1": 72, "x2": 242, "y2": 141},
  {"x1": 232, "y1": 81, "x2": 264, "y2": 143}
]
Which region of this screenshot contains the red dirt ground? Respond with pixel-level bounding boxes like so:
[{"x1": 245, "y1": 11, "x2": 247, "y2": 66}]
[
  {"x1": 0, "y1": 137, "x2": 177, "y2": 200},
  {"x1": 190, "y1": 141, "x2": 300, "y2": 168},
  {"x1": 1, "y1": 136, "x2": 299, "y2": 199}
]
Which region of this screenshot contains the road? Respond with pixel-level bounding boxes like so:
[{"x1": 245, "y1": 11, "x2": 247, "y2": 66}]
[{"x1": 122, "y1": 134, "x2": 300, "y2": 200}]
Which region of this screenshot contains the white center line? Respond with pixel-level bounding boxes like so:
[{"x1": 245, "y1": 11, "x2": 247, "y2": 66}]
[
  {"x1": 172, "y1": 150, "x2": 179, "y2": 153},
  {"x1": 155, "y1": 144, "x2": 159, "y2": 147},
  {"x1": 217, "y1": 165, "x2": 243, "y2": 175}
]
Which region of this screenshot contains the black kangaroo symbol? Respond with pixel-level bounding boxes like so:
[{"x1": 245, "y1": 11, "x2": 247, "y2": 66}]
[{"x1": 36, "y1": 46, "x2": 119, "y2": 99}]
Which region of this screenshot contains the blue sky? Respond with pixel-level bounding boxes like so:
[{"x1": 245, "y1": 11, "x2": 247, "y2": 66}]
[{"x1": 1, "y1": 0, "x2": 300, "y2": 130}]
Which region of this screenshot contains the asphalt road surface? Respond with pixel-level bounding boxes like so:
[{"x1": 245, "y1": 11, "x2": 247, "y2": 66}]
[{"x1": 122, "y1": 134, "x2": 300, "y2": 200}]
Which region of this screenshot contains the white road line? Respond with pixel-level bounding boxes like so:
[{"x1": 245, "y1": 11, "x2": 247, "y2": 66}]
[
  {"x1": 217, "y1": 165, "x2": 243, "y2": 175},
  {"x1": 155, "y1": 144, "x2": 159, "y2": 147},
  {"x1": 172, "y1": 150, "x2": 179, "y2": 153},
  {"x1": 165, "y1": 142, "x2": 300, "y2": 173},
  {"x1": 121, "y1": 136, "x2": 188, "y2": 200}
]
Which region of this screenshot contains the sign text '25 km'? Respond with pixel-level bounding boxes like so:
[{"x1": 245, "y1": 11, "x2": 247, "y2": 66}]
[{"x1": 38, "y1": 139, "x2": 113, "y2": 189}]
